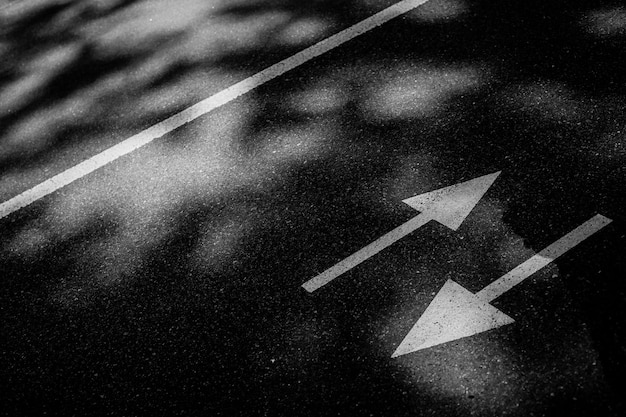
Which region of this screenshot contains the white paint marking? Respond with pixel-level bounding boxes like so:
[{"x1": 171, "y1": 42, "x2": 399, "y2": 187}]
[
  {"x1": 476, "y1": 214, "x2": 613, "y2": 302},
  {"x1": 303, "y1": 214, "x2": 431, "y2": 293},
  {"x1": 302, "y1": 171, "x2": 501, "y2": 292},
  {"x1": 392, "y1": 214, "x2": 612, "y2": 357},
  {"x1": 391, "y1": 280, "x2": 514, "y2": 357},
  {"x1": 0, "y1": 0, "x2": 432, "y2": 220}
]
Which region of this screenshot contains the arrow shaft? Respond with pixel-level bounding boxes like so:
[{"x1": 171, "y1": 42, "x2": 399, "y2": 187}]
[
  {"x1": 476, "y1": 214, "x2": 612, "y2": 302},
  {"x1": 302, "y1": 214, "x2": 432, "y2": 292}
]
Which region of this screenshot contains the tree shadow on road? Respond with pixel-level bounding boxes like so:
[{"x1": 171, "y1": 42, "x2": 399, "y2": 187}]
[{"x1": 1, "y1": 0, "x2": 625, "y2": 415}]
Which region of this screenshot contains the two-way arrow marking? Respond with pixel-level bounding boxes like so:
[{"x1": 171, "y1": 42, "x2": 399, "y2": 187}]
[
  {"x1": 302, "y1": 171, "x2": 501, "y2": 292},
  {"x1": 392, "y1": 213, "x2": 613, "y2": 357}
]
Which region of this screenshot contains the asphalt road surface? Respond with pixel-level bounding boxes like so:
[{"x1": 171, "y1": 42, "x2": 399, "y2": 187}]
[{"x1": 1, "y1": 0, "x2": 625, "y2": 416}]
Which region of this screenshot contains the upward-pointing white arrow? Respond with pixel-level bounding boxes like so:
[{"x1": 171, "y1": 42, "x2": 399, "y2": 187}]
[
  {"x1": 302, "y1": 171, "x2": 501, "y2": 292},
  {"x1": 392, "y1": 213, "x2": 613, "y2": 358}
]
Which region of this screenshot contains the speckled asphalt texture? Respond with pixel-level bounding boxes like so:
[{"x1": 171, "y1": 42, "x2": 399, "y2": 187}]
[{"x1": 1, "y1": 0, "x2": 625, "y2": 416}]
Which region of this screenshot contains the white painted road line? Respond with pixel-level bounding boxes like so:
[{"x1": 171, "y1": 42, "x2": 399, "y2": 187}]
[
  {"x1": 0, "y1": 0, "x2": 433, "y2": 221},
  {"x1": 476, "y1": 214, "x2": 613, "y2": 302},
  {"x1": 302, "y1": 172, "x2": 501, "y2": 292},
  {"x1": 303, "y1": 214, "x2": 432, "y2": 293},
  {"x1": 392, "y1": 214, "x2": 613, "y2": 356}
]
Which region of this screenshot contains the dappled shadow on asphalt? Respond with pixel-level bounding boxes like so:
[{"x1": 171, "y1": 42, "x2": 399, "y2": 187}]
[{"x1": 1, "y1": 0, "x2": 626, "y2": 415}]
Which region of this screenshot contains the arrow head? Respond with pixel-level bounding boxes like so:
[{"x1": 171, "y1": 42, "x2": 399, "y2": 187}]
[
  {"x1": 391, "y1": 280, "x2": 514, "y2": 358},
  {"x1": 402, "y1": 171, "x2": 501, "y2": 230}
]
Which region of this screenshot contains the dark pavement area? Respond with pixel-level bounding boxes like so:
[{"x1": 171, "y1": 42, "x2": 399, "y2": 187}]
[{"x1": 1, "y1": 0, "x2": 625, "y2": 415}]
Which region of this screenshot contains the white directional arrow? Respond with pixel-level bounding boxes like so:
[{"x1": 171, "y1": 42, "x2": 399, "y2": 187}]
[
  {"x1": 302, "y1": 171, "x2": 501, "y2": 292},
  {"x1": 392, "y1": 214, "x2": 613, "y2": 358}
]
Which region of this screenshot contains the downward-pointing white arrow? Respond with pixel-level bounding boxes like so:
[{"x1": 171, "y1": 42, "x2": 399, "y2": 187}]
[
  {"x1": 392, "y1": 214, "x2": 613, "y2": 358},
  {"x1": 302, "y1": 171, "x2": 501, "y2": 292}
]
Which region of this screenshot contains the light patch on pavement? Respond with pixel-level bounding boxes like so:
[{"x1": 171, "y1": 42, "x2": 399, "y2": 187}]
[
  {"x1": 190, "y1": 212, "x2": 254, "y2": 276},
  {"x1": 375, "y1": 153, "x2": 438, "y2": 212},
  {"x1": 258, "y1": 121, "x2": 336, "y2": 166},
  {"x1": 286, "y1": 83, "x2": 348, "y2": 115},
  {"x1": 579, "y1": 6, "x2": 626, "y2": 38},
  {"x1": 276, "y1": 17, "x2": 336, "y2": 46},
  {"x1": 451, "y1": 201, "x2": 547, "y2": 288},
  {"x1": 174, "y1": 10, "x2": 293, "y2": 63},
  {"x1": 400, "y1": 338, "x2": 526, "y2": 412},
  {"x1": 0, "y1": 96, "x2": 90, "y2": 163},
  {"x1": 0, "y1": 0, "x2": 72, "y2": 21},
  {"x1": 493, "y1": 232, "x2": 546, "y2": 279},
  {"x1": 4, "y1": 97, "x2": 250, "y2": 298},
  {"x1": 500, "y1": 80, "x2": 588, "y2": 124},
  {"x1": 24, "y1": 42, "x2": 81, "y2": 73},
  {"x1": 362, "y1": 63, "x2": 485, "y2": 122},
  {"x1": 3, "y1": 225, "x2": 50, "y2": 261},
  {"x1": 78, "y1": 0, "x2": 221, "y2": 58},
  {"x1": 407, "y1": 0, "x2": 469, "y2": 22},
  {"x1": 0, "y1": 43, "x2": 81, "y2": 116},
  {"x1": 124, "y1": 69, "x2": 239, "y2": 122}
]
